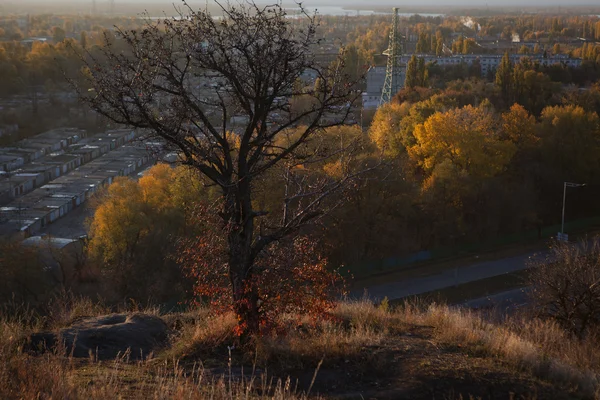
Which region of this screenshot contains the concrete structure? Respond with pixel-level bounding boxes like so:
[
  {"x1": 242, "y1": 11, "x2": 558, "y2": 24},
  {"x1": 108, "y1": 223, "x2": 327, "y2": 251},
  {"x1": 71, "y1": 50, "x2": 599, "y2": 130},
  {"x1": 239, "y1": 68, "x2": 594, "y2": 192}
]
[
  {"x1": 0, "y1": 129, "x2": 136, "y2": 205},
  {"x1": 0, "y1": 144, "x2": 153, "y2": 238},
  {"x1": 362, "y1": 65, "x2": 406, "y2": 110},
  {"x1": 0, "y1": 128, "x2": 86, "y2": 172},
  {"x1": 21, "y1": 235, "x2": 85, "y2": 286}
]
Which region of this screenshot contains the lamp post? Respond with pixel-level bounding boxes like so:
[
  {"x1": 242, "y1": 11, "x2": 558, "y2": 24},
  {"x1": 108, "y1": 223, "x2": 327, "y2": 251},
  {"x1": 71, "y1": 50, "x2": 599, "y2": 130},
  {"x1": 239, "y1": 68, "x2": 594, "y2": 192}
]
[{"x1": 560, "y1": 181, "x2": 586, "y2": 240}]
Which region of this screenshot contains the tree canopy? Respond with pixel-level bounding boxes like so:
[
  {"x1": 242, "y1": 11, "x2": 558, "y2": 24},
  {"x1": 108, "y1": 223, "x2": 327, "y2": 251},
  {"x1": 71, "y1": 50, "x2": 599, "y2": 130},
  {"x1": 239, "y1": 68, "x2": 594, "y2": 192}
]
[{"x1": 74, "y1": 2, "x2": 363, "y2": 334}]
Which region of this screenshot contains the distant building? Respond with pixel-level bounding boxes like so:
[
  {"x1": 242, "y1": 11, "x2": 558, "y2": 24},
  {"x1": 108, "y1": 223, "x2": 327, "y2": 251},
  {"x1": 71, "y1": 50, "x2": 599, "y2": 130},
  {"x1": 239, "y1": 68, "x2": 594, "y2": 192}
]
[
  {"x1": 363, "y1": 54, "x2": 583, "y2": 109},
  {"x1": 362, "y1": 65, "x2": 406, "y2": 110},
  {"x1": 0, "y1": 143, "x2": 151, "y2": 237},
  {"x1": 21, "y1": 235, "x2": 85, "y2": 285},
  {"x1": 20, "y1": 37, "x2": 49, "y2": 47},
  {"x1": 0, "y1": 128, "x2": 144, "y2": 237},
  {"x1": 398, "y1": 54, "x2": 582, "y2": 79}
]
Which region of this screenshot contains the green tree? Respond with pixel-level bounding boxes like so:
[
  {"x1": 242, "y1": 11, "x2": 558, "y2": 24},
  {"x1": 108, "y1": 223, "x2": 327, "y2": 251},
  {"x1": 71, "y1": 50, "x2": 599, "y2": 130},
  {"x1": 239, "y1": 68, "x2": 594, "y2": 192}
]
[
  {"x1": 430, "y1": 35, "x2": 438, "y2": 55},
  {"x1": 405, "y1": 54, "x2": 419, "y2": 89},
  {"x1": 495, "y1": 52, "x2": 513, "y2": 105},
  {"x1": 341, "y1": 44, "x2": 360, "y2": 82},
  {"x1": 417, "y1": 57, "x2": 428, "y2": 87},
  {"x1": 416, "y1": 31, "x2": 430, "y2": 53}
]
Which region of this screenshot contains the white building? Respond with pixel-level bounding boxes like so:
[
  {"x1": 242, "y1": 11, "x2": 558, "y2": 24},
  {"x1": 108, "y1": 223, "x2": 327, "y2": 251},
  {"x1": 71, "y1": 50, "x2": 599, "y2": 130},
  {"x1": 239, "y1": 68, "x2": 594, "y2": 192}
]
[
  {"x1": 399, "y1": 54, "x2": 583, "y2": 78},
  {"x1": 362, "y1": 66, "x2": 406, "y2": 110},
  {"x1": 363, "y1": 54, "x2": 583, "y2": 109}
]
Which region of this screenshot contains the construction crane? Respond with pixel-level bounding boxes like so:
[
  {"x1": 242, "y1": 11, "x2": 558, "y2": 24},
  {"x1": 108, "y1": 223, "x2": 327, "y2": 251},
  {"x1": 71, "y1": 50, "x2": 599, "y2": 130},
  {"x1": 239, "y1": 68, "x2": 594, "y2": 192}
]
[{"x1": 380, "y1": 8, "x2": 404, "y2": 105}]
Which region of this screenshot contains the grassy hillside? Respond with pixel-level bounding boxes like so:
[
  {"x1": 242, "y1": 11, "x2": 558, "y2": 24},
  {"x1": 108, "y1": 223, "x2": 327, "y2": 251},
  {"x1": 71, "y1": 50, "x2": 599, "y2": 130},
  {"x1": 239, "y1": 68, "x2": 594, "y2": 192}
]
[{"x1": 1, "y1": 297, "x2": 599, "y2": 399}]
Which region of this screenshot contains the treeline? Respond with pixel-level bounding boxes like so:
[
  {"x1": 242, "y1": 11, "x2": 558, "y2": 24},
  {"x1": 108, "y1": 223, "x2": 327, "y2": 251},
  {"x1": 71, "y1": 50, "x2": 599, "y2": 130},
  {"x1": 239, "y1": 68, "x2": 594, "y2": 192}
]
[
  {"x1": 340, "y1": 74, "x2": 600, "y2": 267},
  {"x1": 412, "y1": 52, "x2": 600, "y2": 93},
  {"x1": 0, "y1": 14, "x2": 144, "y2": 41},
  {"x1": 338, "y1": 14, "x2": 600, "y2": 79},
  {"x1": 475, "y1": 15, "x2": 600, "y2": 41},
  {"x1": 0, "y1": 40, "x2": 81, "y2": 96},
  {"x1": 5, "y1": 91, "x2": 600, "y2": 305},
  {"x1": 62, "y1": 80, "x2": 600, "y2": 304},
  {"x1": 0, "y1": 28, "x2": 136, "y2": 97}
]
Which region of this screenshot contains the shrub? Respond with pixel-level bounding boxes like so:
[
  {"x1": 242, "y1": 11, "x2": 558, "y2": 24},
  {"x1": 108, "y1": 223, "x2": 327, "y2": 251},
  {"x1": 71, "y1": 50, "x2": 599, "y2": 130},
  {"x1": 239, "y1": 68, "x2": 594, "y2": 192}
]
[{"x1": 528, "y1": 238, "x2": 600, "y2": 337}]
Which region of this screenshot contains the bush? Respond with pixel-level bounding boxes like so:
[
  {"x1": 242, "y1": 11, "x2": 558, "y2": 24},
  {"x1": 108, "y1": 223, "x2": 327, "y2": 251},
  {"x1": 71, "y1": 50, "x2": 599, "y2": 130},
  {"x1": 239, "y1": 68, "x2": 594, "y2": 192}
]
[{"x1": 528, "y1": 238, "x2": 600, "y2": 337}]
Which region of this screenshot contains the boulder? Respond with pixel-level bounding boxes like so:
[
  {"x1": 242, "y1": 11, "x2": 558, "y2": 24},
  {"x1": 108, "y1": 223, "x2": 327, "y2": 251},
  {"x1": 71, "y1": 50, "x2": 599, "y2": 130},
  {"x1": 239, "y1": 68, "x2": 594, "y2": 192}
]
[{"x1": 28, "y1": 313, "x2": 168, "y2": 360}]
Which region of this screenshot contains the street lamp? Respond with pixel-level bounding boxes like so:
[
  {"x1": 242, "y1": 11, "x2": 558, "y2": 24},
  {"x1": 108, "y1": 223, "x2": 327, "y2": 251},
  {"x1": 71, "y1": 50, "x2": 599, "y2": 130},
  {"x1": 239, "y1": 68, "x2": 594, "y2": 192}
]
[{"x1": 560, "y1": 181, "x2": 586, "y2": 241}]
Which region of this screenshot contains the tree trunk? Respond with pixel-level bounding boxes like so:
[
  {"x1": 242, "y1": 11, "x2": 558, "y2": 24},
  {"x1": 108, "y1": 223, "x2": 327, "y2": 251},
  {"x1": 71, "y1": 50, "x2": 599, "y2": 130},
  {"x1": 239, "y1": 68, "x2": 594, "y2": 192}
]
[
  {"x1": 229, "y1": 254, "x2": 260, "y2": 335},
  {"x1": 225, "y1": 184, "x2": 260, "y2": 336},
  {"x1": 230, "y1": 268, "x2": 260, "y2": 335}
]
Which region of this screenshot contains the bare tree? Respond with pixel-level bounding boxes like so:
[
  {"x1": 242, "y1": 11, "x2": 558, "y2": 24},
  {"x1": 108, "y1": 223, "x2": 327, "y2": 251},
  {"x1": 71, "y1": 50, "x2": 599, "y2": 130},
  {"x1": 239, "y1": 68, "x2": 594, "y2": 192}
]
[
  {"x1": 71, "y1": 2, "x2": 365, "y2": 333},
  {"x1": 528, "y1": 238, "x2": 600, "y2": 338}
]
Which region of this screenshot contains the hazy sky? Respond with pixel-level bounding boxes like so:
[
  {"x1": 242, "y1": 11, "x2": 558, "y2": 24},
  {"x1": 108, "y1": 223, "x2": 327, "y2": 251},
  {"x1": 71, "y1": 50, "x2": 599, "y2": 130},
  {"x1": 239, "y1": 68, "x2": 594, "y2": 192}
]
[
  {"x1": 10, "y1": 0, "x2": 600, "y2": 5},
  {"x1": 3, "y1": 0, "x2": 600, "y2": 11}
]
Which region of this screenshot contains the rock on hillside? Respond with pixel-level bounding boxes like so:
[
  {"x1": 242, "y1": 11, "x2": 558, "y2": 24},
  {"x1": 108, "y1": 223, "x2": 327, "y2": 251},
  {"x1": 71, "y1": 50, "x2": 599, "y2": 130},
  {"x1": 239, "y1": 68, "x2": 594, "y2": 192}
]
[{"x1": 28, "y1": 313, "x2": 167, "y2": 360}]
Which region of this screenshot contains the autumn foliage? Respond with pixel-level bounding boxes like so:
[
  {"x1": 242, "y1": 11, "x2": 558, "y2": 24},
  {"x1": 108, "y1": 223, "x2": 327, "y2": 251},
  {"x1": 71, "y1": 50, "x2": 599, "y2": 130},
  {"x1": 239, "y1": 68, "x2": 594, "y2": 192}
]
[
  {"x1": 86, "y1": 164, "x2": 209, "y2": 302},
  {"x1": 177, "y1": 203, "x2": 345, "y2": 335}
]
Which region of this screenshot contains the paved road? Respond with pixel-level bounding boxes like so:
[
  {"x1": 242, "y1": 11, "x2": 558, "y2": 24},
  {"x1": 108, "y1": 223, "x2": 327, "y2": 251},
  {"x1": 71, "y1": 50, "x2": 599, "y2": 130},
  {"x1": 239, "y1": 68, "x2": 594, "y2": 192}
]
[{"x1": 353, "y1": 250, "x2": 549, "y2": 301}]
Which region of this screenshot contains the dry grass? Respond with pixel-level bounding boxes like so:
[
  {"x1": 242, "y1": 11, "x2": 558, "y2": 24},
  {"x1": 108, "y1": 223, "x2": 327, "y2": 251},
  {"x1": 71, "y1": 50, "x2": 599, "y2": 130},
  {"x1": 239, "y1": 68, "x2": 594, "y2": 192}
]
[
  {"x1": 1, "y1": 352, "x2": 318, "y2": 399},
  {"x1": 162, "y1": 309, "x2": 237, "y2": 361},
  {"x1": 3, "y1": 296, "x2": 600, "y2": 398},
  {"x1": 402, "y1": 303, "x2": 600, "y2": 398},
  {"x1": 0, "y1": 318, "x2": 318, "y2": 399},
  {"x1": 0, "y1": 295, "x2": 318, "y2": 399}
]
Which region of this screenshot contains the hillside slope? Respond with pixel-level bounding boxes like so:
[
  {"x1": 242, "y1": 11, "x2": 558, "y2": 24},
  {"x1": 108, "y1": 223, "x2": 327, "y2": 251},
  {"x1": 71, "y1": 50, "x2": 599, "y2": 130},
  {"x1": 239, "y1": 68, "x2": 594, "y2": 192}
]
[{"x1": 1, "y1": 299, "x2": 597, "y2": 399}]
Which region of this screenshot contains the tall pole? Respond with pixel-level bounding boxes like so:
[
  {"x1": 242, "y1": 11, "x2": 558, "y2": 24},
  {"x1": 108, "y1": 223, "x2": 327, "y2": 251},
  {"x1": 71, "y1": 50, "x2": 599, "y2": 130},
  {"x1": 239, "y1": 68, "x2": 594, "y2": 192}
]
[{"x1": 380, "y1": 8, "x2": 402, "y2": 105}]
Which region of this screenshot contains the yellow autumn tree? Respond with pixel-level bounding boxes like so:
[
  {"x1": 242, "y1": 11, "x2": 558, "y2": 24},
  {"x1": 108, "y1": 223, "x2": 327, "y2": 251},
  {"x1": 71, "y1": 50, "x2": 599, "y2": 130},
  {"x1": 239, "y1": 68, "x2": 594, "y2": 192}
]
[
  {"x1": 88, "y1": 177, "x2": 145, "y2": 265},
  {"x1": 406, "y1": 105, "x2": 517, "y2": 246},
  {"x1": 409, "y1": 105, "x2": 516, "y2": 181},
  {"x1": 368, "y1": 102, "x2": 407, "y2": 156},
  {"x1": 87, "y1": 164, "x2": 206, "y2": 301},
  {"x1": 500, "y1": 104, "x2": 538, "y2": 147},
  {"x1": 254, "y1": 125, "x2": 366, "y2": 225},
  {"x1": 369, "y1": 94, "x2": 458, "y2": 158}
]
